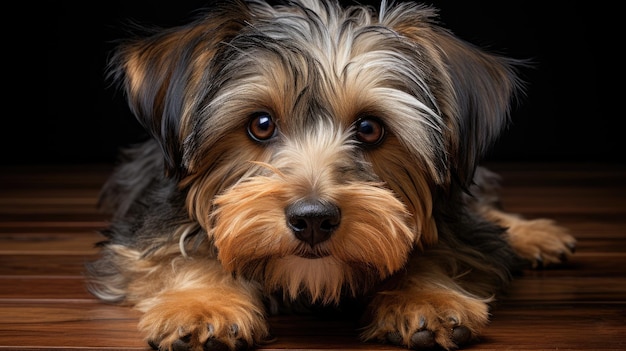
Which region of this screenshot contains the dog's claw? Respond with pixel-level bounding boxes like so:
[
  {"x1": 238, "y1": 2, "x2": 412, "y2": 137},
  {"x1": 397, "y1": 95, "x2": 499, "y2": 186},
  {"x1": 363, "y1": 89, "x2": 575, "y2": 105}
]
[
  {"x1": 172, "y1": 337, "x2": 191, "y2": 351},
  {"x1": 451, "y1": 325, "x2": 471, "y2": 346},
  {"x1": 147, "y1": 327, "x2": 249, "y2": 351},
  {"x1": 418, "y1": 316, "x2": 426, "y2": 329},
  {"x1": 447, "y1": 316, "x2": 459, "y2": 326},
  {"x1": 234, "y1": 339, "x2": 249, "y2": 351},
  {"x1": 201, "y1": 337, "x2": 248, "y2": 351},
  {"x1": 386, "y1": 331, "x2": 403, "y2": 345},
  {"x1": 203, "y1": 338, "x2": 230, "y2": 351},
  {"x1": 567, "y1": 242, "x2": 577, "y2": 253},
  {"x1": 533, "y1": 255, "x2": 544, "y2": 269},
  {"x1": 410, "y1": 329, "x2": 435, "y2": 349},
  {"x1": 148, "y1": 340, "x2": 159, "y2": 350},
  {"x1": 147, "y1": 339, "x2": 191, "y2": 351},
  {"x1": 201, "y1": 324, "x2": 231, "y2": 351}
]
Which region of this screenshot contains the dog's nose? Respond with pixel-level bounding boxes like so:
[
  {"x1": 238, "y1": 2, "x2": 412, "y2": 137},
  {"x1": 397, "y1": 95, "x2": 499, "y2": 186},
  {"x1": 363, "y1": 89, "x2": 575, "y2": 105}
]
[{"x1": 285, "y1": 200, "x2": 341, "y2": 247}]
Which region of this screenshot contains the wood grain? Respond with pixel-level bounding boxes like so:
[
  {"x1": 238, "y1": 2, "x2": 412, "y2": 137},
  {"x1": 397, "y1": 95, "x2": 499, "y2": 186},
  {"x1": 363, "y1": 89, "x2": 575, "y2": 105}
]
[{"x1": 0, "y1": 162, "x2": 624, "y2": 350}]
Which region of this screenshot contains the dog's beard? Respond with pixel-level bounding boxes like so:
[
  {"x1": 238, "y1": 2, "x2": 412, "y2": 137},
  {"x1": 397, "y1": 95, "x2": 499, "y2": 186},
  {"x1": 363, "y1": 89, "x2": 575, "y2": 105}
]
[
  {"x1": 203, "y1": 126, "x2": 418, "y2": 304},
  {"x1": 118, "y1": 0, "x2": 521, "y2": 307},
  {"x1": 211, "y1": 179, "x2": 414, "y2": 304}
]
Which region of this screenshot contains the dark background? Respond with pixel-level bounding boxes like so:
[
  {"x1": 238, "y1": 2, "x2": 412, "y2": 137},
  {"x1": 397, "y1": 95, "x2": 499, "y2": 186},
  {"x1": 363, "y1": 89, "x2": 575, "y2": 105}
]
[{"x1": 12, "y1": 1, "x2": 618, "y2": 166}]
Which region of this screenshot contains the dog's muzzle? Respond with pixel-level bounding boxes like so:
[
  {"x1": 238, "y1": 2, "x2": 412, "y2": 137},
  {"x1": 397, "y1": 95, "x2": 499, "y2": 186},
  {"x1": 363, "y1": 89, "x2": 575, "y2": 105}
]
[{"x1": 285, "y1": 199, "x2": 341, "y2": 247}]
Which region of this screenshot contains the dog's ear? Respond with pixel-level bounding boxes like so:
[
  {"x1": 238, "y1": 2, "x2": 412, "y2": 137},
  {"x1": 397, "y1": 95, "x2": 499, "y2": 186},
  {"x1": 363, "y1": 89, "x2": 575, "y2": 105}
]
[
  {"x1": 107, "y1": 2, "x2": 251, "y2": 177},
  {"x1": 431, "y1": 29, "x2": 523, "y2": 187},
  {"x1": 385, "y1": 4, "x2": 523, "y2": 187}
]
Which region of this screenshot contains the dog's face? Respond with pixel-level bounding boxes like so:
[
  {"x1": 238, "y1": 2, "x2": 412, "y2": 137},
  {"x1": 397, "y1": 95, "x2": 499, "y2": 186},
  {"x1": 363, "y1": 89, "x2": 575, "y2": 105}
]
[{"x1": 111, "y1": 0, "x2": 520, "y2": 303}]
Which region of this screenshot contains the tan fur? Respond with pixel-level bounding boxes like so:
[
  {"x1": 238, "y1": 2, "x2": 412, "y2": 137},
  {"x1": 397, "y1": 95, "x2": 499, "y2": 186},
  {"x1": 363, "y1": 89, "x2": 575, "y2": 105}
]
[
  {"x1": 208, "y1": 129, "x2": 417, "y2": 302},
  {"x1": 98, "y1": 245, "x2": 269, "y2": 350},
  {"x1": 362, "y1": 267, "x2": 491, "y2": 349},
  {"x1": 482, "y1": 208, "x2": 577, "y2": 268},
  {"x1": 136, "y1": 268, "x2": 269, "y2": 350},
  {"x1": 87, "y1": 1, "x2": 577, "y2": 350}
]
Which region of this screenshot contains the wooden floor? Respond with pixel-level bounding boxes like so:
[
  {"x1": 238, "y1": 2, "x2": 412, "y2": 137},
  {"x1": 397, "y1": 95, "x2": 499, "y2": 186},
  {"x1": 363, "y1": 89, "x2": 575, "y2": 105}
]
[{"x1": 0, "y1": 162, "x2": 624, "y2": 350}]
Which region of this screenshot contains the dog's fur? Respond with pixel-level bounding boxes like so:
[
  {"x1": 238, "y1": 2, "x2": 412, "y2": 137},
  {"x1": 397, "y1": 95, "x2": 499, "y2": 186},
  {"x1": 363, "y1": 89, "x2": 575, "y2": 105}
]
[{"x1": 86, "y1": 1, "x2": 577, "y2": 350}]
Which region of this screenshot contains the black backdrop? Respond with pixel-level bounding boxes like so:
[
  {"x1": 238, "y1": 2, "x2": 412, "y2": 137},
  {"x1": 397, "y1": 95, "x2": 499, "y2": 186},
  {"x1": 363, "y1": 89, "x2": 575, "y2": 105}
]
[{"x1": 17, "y1": 1, "x2": 618, "y2": 166}]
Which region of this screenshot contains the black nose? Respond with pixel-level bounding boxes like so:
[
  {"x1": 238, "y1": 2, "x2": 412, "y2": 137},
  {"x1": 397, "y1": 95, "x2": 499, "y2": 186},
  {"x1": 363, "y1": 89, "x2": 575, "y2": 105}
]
[{"x1": 285, "y1": 199, "x2": 341, "y2": 247}]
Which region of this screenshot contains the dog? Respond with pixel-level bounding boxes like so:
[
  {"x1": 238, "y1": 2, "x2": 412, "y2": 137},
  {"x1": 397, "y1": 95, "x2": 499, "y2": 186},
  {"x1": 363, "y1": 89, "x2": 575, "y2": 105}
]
[{"x1": 86, "y1": 0, "x2": 577, "y2": 350}]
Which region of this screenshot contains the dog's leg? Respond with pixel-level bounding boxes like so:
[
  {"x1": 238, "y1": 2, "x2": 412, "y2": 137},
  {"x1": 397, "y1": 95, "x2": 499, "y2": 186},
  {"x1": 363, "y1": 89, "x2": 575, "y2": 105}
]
[
  {"x1": 470, "y1": 166, "x2": 577, "y2": 268},
  {"x1": 483, "y1": 209, "x2": 577, "y2": 268},
  {"x1": 118, "y1": 250, "x2": 269, "y2": 351},
  {"x1": 360, "y1": 253, "x2": 493, "y2": 350}
]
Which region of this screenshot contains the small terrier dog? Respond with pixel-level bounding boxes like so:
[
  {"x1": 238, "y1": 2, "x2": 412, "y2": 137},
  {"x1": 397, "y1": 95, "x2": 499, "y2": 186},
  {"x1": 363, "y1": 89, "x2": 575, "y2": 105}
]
[{"x1": 87, "y1": 0, "x2": 577, "y2": 350}]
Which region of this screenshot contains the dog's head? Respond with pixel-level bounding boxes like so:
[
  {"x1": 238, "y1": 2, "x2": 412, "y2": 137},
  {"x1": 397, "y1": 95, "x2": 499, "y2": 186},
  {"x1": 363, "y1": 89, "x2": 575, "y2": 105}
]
[{"x1": 109, "y1": 0, "x2": 521, "y2": 303}]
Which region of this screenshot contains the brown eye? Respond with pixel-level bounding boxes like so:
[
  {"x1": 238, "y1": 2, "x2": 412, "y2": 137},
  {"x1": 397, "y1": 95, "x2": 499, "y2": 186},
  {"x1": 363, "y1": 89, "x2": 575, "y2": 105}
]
[
  {"x1": 355, "y1": 117, "x2": 385, "y2": 145},
  {"x1": 247, "y1": 112, "x2": 277, "y2": 142}
]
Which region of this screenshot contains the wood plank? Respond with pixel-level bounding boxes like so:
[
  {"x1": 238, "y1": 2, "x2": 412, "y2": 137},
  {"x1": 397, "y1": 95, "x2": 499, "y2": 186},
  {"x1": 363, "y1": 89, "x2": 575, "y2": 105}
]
[
  {"x1": 0, "y1": 163, "x2": 624, "y2": 350},
  {"x1": 1, "y1": 302, "x2": 623, "y2": 350},
  {"x1": 0, "y1": 221, "x2": 109, "y2": 233},
  {"x1": 0, "y1": 277, "x2": 94, "y2": 300},
  {"x1": 0, "y1": 255, "x2": 97, "y2": 275},
  {"x1": 0, "y1": 302, "x2": 145, "y2": 349},
  {"x1": 483, "y1": 305, "x2": 626, "y2": 350},
  {"x1": 0, "y1": 232, "x2": 104, "y2": 255},
  {"x1": 503, "y1": 276, "x2": 626, "y2": 303},
  {"x1": 498, "y1": 188, "x2": 626, "y2": 214}
]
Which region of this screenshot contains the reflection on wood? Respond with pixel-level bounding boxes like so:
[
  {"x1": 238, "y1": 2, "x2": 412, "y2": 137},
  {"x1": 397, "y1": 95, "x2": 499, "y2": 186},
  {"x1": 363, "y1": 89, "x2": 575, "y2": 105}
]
[{"x1": 0, "y1": 163, "x2": 624, "y2": 350}]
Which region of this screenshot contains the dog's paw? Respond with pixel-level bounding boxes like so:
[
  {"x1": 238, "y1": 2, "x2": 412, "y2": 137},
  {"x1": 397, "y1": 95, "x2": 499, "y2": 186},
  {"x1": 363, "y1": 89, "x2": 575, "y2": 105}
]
[
  {"x1": 362, "y1": 289, "x2": 490, "y2": 350},
  {"x1": 139, "y1": 289, "x2": 269, "y2": 351},
  {"x1": 147, "y1": 325, "x2": 251, "y2": 351},
  {"x1": 506, "y1": 217, "x2": 577, "y2": 268}
]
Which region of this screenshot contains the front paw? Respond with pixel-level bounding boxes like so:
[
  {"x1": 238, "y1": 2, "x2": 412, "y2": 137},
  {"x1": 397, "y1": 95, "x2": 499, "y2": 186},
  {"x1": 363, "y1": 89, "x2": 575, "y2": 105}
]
[
  {"x1": 139, "y1": 289, "x2": 269, "y2": 351},
  {"x1": 506, "y1": 218, "x2": 577, "y2": 268},
  {"x1": 361, "y1": 289, "x2": 490, "y2": 350}
]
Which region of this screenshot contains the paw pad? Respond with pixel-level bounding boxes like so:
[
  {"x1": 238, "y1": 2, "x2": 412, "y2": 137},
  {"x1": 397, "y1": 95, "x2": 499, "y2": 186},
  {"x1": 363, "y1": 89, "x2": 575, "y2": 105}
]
[
  {"x1": 410, "y1": 329, "x2": 436, "y2": 349},
  {"x1": 148, "y1": 323, "x2": 250, "y2": 351},
  {"x1": 451, "y1": 326, "x2": 471, "y2": 345}
]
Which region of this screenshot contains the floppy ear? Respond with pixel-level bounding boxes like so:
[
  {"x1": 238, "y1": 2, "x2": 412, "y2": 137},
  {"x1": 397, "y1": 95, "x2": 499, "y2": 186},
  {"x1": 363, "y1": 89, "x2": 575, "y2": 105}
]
[
  {"x1": 431, "y1": 28, "x2": 523, "y2": 186},
  {"x1": 107, "y1": 2, "x2": 251, "y2": 177},
  {"x1": 384, "y1": 4, "x2": 523, "y2": 186}
]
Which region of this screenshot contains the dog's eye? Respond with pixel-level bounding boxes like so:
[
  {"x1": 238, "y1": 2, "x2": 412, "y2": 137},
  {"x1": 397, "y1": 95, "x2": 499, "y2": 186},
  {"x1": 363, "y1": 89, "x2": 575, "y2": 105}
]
[
  {"x1": 247, "y1": 112, "x2": 277, "y2": 142},
  {"x1": 355, "y1": 117, "x2": 385, "y2": 146}
]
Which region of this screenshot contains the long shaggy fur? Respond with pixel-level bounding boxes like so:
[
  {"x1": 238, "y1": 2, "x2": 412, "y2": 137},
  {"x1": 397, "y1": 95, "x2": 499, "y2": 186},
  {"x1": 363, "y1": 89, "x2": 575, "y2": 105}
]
[{"x1": 86, "y1": 1, "x2": 577, "y2": 350}]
